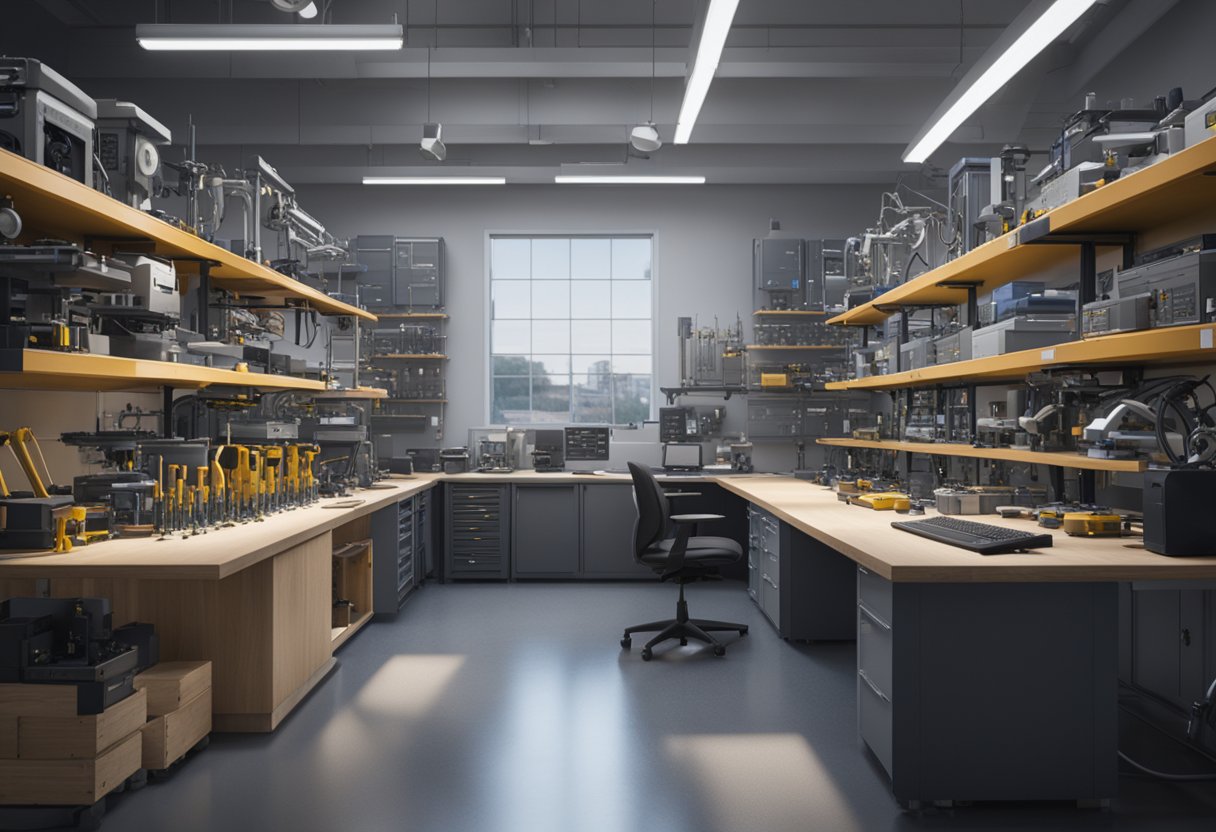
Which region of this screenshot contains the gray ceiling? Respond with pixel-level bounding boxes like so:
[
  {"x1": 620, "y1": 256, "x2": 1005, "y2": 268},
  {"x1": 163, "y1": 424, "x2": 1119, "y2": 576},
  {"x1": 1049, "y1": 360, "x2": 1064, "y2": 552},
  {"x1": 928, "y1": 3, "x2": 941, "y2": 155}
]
[{"x1": 3, "y1": 0, "x2": 1196, "y2": 185}]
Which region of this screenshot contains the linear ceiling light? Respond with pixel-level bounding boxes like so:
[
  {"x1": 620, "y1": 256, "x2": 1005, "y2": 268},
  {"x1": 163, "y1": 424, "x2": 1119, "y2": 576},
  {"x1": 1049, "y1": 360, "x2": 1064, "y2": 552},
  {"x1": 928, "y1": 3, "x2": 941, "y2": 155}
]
[
  {"x1": 362, "y1": 176, "x2": 507, "y2": 185},
  {"x1": 673, "y1": 0, "x2": 740, "y2": 145},
  {"x1": 136, "y1": 23, "x2": 404, "y2": 51},
  {"x1": 554, "y1": 175, "x2": 706, "y2": 184},
  {"x1": 902, "y1": 0, "x2": 1098, "y2": 163}
]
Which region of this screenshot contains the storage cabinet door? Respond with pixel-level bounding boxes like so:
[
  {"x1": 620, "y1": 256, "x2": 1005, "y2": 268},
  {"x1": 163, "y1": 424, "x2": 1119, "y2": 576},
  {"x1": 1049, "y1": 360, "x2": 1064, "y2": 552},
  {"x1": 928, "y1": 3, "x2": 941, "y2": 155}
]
[
  {"x1": 581, "y1": 484, "x2": 654, "y2": 578},
  {"x1": 512, "y1": 486, "x2": 580, "y2": 577}
]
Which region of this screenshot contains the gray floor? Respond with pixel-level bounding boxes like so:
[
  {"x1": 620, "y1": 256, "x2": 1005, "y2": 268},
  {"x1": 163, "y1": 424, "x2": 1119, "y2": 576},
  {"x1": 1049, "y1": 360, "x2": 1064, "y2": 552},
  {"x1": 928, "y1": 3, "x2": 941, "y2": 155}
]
[{"x1": 97, "y1": 581, "x2": 1216, "y2": 832}]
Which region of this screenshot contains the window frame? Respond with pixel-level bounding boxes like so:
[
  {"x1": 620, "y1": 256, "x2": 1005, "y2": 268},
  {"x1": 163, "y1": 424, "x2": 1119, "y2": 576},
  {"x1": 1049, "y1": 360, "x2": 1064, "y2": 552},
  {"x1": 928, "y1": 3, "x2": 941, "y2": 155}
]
[{"x1": 483, "y1": 231, "x2": 658, "y2": 428}]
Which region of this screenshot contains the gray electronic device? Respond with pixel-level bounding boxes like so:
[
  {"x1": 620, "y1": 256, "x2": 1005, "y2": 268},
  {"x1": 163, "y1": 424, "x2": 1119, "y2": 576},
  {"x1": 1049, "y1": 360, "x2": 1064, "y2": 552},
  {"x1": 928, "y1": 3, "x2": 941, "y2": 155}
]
[
  {"x1": 95, "y1": 99, "x2": 172, "y2": 209},
  {"x1": 531, "y1": 429, "x2": 565, "y2": 472},
  {"x1": 111, "y1": 254, "x2": 179, "y2": 318},
  {"x1": 972, "y1": 316, "x2": 1075, "y2": 357},
  {"x1": 0, "y1": 58, "x2": 96, "y2": 186},
  {"x1": 661, "y1": 442, "x2": 703, "y2": 472},
  {"x1": 948, "y1": 157, "x2": 993, "y2": 254},
  {"x1": 393, "y1": 238, "x2": 444, "y2": 308},
  {"x1": 754, "y1": 229, "x2": 806, "y2": 310},
  {"x1": 1081, "y1": 294, "x2": 1152, "y2": 337},
  {"x1": 899, "y1": 334, "x2": 935, "y2": 371},
  {"x1": 1116, "y1": 239, "x2": 1216, "y2": 328}
]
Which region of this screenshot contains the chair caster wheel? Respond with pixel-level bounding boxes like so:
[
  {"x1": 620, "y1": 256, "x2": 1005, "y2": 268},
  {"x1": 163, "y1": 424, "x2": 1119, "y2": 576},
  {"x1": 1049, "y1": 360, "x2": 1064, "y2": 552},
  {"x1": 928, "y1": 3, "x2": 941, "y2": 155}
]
[
  {"x1": 620, "y1": 637, "x2": 631, "y2": 650},
  {"x1": 713, "y1": 645, "x2": 726, "y2": 657},
  {"x1": 679, "y1": 638, "x2": 688, "y2": 646},
  {"x1": 641, "y1": 648, "x2": 653, "y2": 661}
]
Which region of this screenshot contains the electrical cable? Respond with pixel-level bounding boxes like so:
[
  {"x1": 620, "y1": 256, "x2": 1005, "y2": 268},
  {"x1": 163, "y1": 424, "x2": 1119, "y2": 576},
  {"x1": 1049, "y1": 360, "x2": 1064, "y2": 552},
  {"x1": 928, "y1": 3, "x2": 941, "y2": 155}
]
[{"x1": 1118, "y1": 751, "x2": 1216, "y2": 781}]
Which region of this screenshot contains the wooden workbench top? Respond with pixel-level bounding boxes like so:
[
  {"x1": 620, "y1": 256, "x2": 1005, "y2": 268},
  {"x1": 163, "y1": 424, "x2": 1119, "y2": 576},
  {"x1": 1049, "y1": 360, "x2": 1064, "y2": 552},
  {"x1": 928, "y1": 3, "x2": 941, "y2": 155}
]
[
  {"x1": 0, "y1": 477, "x2": 440, "y2": 581},
  {"x1": 709, "y1": 476, "x2": 1216, "y2": 583}
]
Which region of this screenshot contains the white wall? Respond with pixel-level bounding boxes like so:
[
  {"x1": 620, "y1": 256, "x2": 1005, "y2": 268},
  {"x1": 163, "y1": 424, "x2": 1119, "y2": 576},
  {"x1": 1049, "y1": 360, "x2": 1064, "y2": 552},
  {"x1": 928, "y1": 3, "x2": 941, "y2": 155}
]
[{"x1": 294, "y1": 182, "x2": 888, "y2": 470}]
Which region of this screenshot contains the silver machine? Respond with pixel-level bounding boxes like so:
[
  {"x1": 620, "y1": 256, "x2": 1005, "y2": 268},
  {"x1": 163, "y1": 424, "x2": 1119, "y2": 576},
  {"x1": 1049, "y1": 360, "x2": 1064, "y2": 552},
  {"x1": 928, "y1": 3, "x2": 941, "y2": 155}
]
[
  {"x1": 677, "y1": 316, "x2": 745, "y2": 388},
  {"x1": 95, "y1": 99, "x2": 172, "y2": 210},
  {"x1": 0, "y1": 57, "x2": 95, "y2": 186}
]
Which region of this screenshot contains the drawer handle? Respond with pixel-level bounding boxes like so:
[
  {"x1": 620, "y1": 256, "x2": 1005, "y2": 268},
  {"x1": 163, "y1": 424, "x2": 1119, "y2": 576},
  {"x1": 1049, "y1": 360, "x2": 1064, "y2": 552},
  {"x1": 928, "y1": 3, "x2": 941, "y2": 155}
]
[
  {"x1": 762, "y1": 574, "x2": 778, "y2": 589},
  {"x1": 858, "y1": 603, "x2": 891, "y2": 632},
  {"x1": 859, "y1": 669, "x2": 890, "y2": 703}
]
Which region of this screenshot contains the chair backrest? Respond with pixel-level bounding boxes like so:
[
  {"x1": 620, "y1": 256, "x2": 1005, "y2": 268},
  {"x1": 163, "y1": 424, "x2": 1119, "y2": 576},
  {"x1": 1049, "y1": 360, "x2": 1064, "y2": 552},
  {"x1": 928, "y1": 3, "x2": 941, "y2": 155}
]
[{"x1": 628, "y1": 462, "x2": 669, "y2": 561}]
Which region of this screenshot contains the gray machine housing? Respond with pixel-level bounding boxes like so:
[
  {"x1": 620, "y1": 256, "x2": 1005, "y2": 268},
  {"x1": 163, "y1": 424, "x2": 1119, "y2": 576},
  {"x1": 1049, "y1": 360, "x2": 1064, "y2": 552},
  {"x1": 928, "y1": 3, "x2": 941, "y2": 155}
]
[
  {"x1": 754, "y1": 236, "x2": 806, "y2": 309},
  {"x1": 1116, "y1": 243, "x2": 1216, "y2": 328},
  {"x1": 972, "y1": 315, "x2": 1075, "y2": 358},
  {"x1": 1081, "y1": 293, "x2": 1152, "y2": 337},
  {"x1": 0, "y1": 57, "x2": 95, "y2": 186},
  {"x1": 354, "y1": 236, "x2": 445, "y2": 309},
  {"x1": 95, "y1": 99, "x2": 172, "y2": 209}
]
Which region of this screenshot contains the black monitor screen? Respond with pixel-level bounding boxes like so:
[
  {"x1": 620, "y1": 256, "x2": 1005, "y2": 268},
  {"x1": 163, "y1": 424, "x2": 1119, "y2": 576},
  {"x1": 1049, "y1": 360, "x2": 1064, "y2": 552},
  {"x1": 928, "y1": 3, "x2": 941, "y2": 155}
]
[
  {"x1": 564, "y1": 426, "x2": 610, "y2": 461},
  {"x1": 662, "y1": 443, "x2": 702, "y2": 471}
]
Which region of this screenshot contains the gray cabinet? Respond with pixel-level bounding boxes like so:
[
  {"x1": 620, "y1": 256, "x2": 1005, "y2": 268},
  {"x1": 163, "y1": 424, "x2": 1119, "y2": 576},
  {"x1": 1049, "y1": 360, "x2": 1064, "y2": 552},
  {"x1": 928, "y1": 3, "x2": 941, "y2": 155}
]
[
  {"x1": 746, "y1": 503, "x2": 854, "y2": 641},
  {"x1": 856, "y1": 566, "x2": 1119, "y2": 806},
  {"x1": 581, "y1": 483, "x2": 654, "y2": 579},
  {"x1": 512, "y1": 485, "x2": 580, "y2": 578},
  {"x1": 371, "y1": 492, "x2": 430, "y2": 615},
  {"x1": 445, "y1": 485, "x2": 510, "y2": 580}
]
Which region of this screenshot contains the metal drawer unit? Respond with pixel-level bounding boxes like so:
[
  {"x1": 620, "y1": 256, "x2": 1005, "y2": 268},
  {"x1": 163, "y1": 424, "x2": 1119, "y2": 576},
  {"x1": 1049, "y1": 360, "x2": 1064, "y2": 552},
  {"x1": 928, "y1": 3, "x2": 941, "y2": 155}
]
[
  {"x1": 396, "y1": 498, "x2": 416, "y2": 603},
  {"x1": 857, "y1": 566, "x2": 895, "y2": 778},
  {"x1": 746, "y1": 507, "x2": 762, "y2": 602},
  {"x1": 414, "y1": 489, "x2": 432, "y2": 582},
  {"x1": 445, "y1": 485, "x2": 510, "y2": 580}
]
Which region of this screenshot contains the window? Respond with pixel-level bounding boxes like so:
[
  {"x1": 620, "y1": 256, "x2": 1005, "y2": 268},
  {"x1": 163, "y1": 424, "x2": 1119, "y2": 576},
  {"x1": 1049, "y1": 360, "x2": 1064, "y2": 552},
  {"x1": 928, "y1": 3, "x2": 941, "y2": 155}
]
[{"x1": 490, "y1": 235, "x2": 654, "y2": 425}]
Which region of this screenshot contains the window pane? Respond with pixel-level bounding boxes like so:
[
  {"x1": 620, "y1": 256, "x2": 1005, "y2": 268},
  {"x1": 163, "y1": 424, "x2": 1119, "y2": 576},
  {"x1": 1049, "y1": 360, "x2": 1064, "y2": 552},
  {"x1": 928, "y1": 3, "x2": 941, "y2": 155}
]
[
  {"x1": 571, "y1": 281, "x2": 611, "y2": 318},
  {"x1": 532, "y1": 320, "x2": 570, "y2": 354},
  {"x1": 571, "y1": 375, "x2": 613, "y2": 423},
  {"x1": 530, "y1": 354, "x2": 571, "y2": 375},
  {"x1": 612, "y1": 238, "x2": 651, "y2": 280},
  {"x1": 491, "y1": 320, "x2": 529, "y2": 354},
  {"x1": 492, "y1": 355, "x2": 530, "y2": 375},
  {"x1": 572, "y1": 358, "x2": 612, "y2": 386},
  {"x1": 572, "y1": 238, "x2": 611, "y2": 279},
  {"x1": 612, "y1": 354, "x2": 652, "y2": 375},
  {"x1": 532, "y1": 238, "x2": 570, "y2": 279},
  {"x1": 613, "y1": 374, "x2": 651, "y2": 424},
  {"x1": 492, "y1": 238, "x2": 530, "y2": 279},
  {"x1": 531, "y1": 374, "x2": 571, "y2": 420},
  {"x1": 611, "y1": 280, "x2": 651, "y2": 319},
  {"x1": 571, "y1": 321, "x2": 611, "y2": 354},
  {"x1": 492, "y1": 377, "x2": 531, "y2": 422},
  {"x1": 491, "y1": 280, "x2": 531, "y2": 319},
  {"x1": 612, "y1": 320, "x2": 651, "y2": 353},
  {"x1": 532, "y1": 281, "x2": 570, "y2": 318}
]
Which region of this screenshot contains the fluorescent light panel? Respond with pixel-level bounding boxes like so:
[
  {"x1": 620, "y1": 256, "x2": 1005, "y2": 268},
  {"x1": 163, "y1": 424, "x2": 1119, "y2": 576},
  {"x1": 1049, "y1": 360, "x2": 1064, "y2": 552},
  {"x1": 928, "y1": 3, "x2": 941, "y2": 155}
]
[
  {"x1": 363, "y1": 176, "x2": 506, "y2": 185},
  {"x1": 673, "y1": 0, "x2": 740, "y2": 145},
  {"x1": 555, "y1": 175, "x2": 706, "y2": 184},
  {"x1": 903, "y1": 0, "x2": 1098, "y2": 163},
  {"x1": 136, "y1": 23, "x2": 403, "y2": 51}
]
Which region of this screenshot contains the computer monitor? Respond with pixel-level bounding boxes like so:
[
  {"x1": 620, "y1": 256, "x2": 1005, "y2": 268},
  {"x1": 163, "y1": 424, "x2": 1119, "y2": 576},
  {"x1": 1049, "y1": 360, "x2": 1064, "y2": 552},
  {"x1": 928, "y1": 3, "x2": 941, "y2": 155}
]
[{"x1": 662, "y1": 443, "x2": 703, "y2": 472}]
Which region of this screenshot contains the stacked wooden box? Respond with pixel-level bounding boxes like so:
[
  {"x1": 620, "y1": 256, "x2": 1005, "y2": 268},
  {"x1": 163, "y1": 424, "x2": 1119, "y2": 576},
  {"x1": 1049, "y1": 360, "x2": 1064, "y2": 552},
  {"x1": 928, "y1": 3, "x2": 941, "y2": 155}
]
[
  {"x1": 0, "y1": 684, "x2": 146, "y2": 806},
  {"x1": 134, "y1": 661, "x2": 212, "y2": 771}
]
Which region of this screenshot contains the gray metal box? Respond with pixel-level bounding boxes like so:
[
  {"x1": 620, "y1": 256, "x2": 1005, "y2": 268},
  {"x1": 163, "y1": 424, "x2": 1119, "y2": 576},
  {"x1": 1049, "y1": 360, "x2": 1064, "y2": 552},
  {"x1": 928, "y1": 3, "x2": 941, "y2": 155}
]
[{"x1": 972, "y1": 316, "x2": 1074, "y2": 357}]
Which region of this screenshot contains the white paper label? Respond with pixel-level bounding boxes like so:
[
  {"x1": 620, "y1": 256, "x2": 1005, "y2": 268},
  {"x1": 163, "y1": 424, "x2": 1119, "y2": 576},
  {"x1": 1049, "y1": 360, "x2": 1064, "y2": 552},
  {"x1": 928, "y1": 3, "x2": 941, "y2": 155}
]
[
  {"x1": 1041, "y1": 348, "x2": 1055, "y2": 361},
  {"x1": 1202, "y1": 328, "x2": 1214, "y2": 349}
]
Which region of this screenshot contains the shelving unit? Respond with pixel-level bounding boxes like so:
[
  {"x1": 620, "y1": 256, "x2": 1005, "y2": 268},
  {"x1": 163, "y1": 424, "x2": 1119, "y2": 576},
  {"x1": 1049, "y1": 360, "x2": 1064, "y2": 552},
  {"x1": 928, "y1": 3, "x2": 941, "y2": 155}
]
[
  {"x1": 375, "y1": 312, "x2": 449, "y2": 320},
  {"x1": 0, "y1": 348, "x2": 327, "y2": 392},
  {"x1": 828, "y1": 135, "x2": 1216, "y2": 327},
  {"x1": 825, "y1": 323, "x2": 1216, "y2": 391},
  {"x1": 308, "y1": 387, "x2": 389, "y2": 400},
  {"x1": 746, "y1": 344, "x2": 848, "y2": 351},
  {"x1": 816, "y1": 437, "x2": 1147, "y2": 473},
  {"x1": 752, "y1": 309, "x2": 828, "y2": 317},
  {"x1": 0, "y1": 148, "x2": 374, "y2": 322}
]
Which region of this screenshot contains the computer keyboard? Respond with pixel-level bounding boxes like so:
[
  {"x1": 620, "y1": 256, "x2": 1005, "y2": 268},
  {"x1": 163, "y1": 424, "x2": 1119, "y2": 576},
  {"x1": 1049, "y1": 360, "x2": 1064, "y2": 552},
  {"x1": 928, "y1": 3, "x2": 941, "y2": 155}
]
[{"x1": 891, "y1": 515, "x2": 1054, "y2": 555}]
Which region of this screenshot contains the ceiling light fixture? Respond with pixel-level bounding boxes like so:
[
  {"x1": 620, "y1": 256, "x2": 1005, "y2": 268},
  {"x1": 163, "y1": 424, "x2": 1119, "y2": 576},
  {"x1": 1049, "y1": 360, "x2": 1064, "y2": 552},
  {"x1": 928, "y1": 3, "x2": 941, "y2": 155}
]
[
  {"x1": 296, "y1": 2, "x2": 319, "y2": 20},
  {"x1": 902, "y1": 0, "x2": 1098, "y2": 164},
  {"x1": 135, "y1": 24, "x2": 404, "y2": 51},
  {"x1": 554, "y1": 175, "x2": 706, "y2": 184},
  {"x1": 362, "y1": 176, "x2": 506, "y2": 185},
  {"x1": 673, "y1": 0, "x2": 739, "y2": 144}
]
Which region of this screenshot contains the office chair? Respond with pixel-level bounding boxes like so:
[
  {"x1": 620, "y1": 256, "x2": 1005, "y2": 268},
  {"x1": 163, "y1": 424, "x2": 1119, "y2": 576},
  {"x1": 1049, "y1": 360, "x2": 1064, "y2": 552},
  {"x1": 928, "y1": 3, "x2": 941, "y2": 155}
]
[{"x1": 622, "y1": 462, "x2": 748, "y2": 660}]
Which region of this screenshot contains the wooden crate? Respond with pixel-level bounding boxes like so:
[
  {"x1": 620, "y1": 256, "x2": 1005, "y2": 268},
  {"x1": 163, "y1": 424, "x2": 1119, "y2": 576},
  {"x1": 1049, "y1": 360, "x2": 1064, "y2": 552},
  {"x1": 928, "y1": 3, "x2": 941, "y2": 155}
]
[
  {"x1": 134, "y1": 661, "x2": 212, "y2": 718},
  {"x1": 0, "y1": 683, "x2": 83, "y2": 717},
  {"x1": 142, "y1": 688, "x2": 211, "y2": 770},
  {"x1": 0, "y1": 731, "x2": 141, "y2": 806},
  {"x1": 15, "y1": 689, "x2": 146, "y2": 760}
]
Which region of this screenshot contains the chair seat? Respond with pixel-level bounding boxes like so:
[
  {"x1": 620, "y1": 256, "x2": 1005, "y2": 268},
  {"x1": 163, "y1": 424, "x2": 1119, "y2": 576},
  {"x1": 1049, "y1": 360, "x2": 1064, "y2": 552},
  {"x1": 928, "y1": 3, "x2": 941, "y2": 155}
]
[{"x1": 641, "y1": 535, "x2": 742, "y2": 566}]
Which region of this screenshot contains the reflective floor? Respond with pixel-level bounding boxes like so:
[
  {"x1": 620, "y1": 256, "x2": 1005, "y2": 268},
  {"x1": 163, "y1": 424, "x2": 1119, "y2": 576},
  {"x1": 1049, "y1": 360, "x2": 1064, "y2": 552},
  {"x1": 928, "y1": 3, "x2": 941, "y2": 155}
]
[{"x1": 96, "y1": 582, "x2": 1216, "y2": 832}]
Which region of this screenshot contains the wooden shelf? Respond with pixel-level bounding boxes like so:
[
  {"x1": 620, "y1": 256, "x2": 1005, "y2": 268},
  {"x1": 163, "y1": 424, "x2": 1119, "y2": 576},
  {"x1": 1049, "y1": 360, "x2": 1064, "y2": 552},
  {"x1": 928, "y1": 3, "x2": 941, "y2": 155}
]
[
  {"x1": 824, "y1": 323, "x2": 1216, "y2": 391},
  {"x1": 0, "y1": 349, "x2": 326, "y2": 392},
  {"x1": 331, "y1": 610, "x2": 373, "y2": 650},
  {"x1": 752, "y1": 309, "x2": 828, "y2": 317},
  {"x1": 308, "y1": 387, "x2": 388, "y2": 400},
  {"x1": 374, "y1": 312, "x2": 448, "y2": 320},
  {"x1": 817, "y1": 438, "x2": 1147, "y2": 473},
  {"x1": 746, "y1": 344, "x2": 847, "y2": 351},
  {"x1": 829, "y1": 135, "x2": 1216, "y2": 327},
  {"x1": 382, "y1": 398, "x2": 447, "y2": 404},
  {"x1": 0, "y1": 148, "x2": 374, "y2": 321},
  {"x1": 371, "y1": 354, "x2": 448, "y2": 361}
]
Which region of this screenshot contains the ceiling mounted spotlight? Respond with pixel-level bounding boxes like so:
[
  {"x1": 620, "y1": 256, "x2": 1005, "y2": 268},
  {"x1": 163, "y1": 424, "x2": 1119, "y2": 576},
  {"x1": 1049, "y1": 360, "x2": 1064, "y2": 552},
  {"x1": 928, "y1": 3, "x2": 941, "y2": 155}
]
[
  {"x1": 269, "y1": 0, "x2": 315, "y2": 14},
  {"x1": 296, "y1": 2, "x2": 318, "y2": 19},
  {"x1": 421, "y1": 123, "x2": 447, "y2": 162},
  {"x1": 630, "y1": 123, "x2": 662, "y2": 153}
]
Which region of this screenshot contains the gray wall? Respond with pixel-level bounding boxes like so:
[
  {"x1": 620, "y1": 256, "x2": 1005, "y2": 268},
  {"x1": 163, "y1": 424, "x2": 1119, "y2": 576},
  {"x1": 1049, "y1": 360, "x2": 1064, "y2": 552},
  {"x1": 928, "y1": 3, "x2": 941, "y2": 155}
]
[{"x1": 290, "y1": 181, "x2": 888, "y2": 470}]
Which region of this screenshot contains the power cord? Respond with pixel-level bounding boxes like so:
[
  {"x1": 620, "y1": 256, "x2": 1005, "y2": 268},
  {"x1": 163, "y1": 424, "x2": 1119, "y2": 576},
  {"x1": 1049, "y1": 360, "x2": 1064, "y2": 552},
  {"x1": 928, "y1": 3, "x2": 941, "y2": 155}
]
[{"x1": 1119, "y1": 677, "x2": 1216, "y2": 780}]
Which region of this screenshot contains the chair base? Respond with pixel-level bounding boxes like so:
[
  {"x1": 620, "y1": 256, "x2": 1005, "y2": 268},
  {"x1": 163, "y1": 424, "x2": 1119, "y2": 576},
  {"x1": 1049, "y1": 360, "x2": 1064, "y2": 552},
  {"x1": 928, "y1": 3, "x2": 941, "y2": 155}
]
[{"x1": 620, "y1": 584, "x2": 748, "y2": 660}]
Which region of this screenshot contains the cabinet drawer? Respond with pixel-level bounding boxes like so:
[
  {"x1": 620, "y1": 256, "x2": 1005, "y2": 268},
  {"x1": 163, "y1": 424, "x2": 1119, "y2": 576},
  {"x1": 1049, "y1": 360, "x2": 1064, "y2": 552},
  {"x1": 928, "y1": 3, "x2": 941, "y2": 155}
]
[
  {"x1": 858, "y1": 603, "x2": 894, "y2": 699},
  {"x1": 759, "y1": 569, "x2": 780, "y2": 625},
  {"x1": 859, "y1": 669, "x2": 894, "y2": 777},
  {"x1": 450, "y1": 489, "x2": 502, "y2": 503},
  {"x1": 451, "y1": 507, "x2": 501, "y2": 520},
  {"x1": 451, "y1": 555, "x2": 502, "y2": 573},
  {"x1": 857, "y1": 566, "x2": 893, "y2": 626}
]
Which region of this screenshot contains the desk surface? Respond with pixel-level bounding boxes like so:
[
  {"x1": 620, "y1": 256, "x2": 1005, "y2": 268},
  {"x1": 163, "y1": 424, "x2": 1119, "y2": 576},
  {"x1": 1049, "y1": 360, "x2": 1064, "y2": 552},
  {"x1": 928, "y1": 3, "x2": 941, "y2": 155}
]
[
  {"x1": 710, "y1": 476, "x2": 1216, "y2": 583},
  {"x1": 0, "y1": 477, "x2": 440, "y2": 581},
  {"x1": 3, "y1": 471, "x2": 1214, "y2": 584}
]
